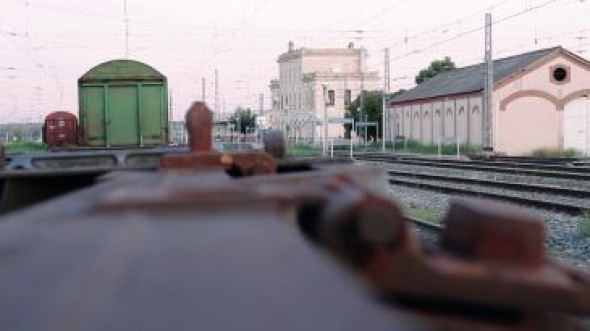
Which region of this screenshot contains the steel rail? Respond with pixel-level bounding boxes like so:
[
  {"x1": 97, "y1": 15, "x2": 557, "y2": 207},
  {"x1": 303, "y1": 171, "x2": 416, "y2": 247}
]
[
  {"x1": 406, "y1": 217, "x2": 444, "y2": 232},
  {"x1": 356, "y1": 154, "x2": 590, "y2": 173},
  {"x1": 389, "y1": 177, "x2": 588, "y2": 215},
  {"x1": 360, "y1": 156, "x2": 590, "y2": 181},
  {"x1": 388, "y1": 170, "x2": 590, "y2": 199}
]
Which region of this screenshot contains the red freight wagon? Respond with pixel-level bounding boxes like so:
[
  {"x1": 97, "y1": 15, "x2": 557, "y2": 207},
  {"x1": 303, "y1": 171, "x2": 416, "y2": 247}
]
[{"x1": 43, "y1": 111, "x2": 78, "y2": 147}]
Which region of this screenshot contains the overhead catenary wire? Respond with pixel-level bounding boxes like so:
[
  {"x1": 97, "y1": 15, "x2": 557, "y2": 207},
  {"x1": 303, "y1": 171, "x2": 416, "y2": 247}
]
[{"x1": 391, "y1": 0, "x2": 561, "y2": 62}]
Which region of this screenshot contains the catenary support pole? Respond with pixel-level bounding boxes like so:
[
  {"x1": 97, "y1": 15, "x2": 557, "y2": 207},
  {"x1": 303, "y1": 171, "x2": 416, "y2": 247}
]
[
  {"x1": 382, "y1": 48, "x2": 390, "y2": 151},
  {"x1": 483, "y1": 13, "x2": 494, "y2": 152}
]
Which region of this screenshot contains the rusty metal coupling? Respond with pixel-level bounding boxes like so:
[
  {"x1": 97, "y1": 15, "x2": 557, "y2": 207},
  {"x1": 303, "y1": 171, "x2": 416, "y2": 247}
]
[
  {"x1": 315, "y1": 196, "x2": 590, "y2": 316},
  {"x1": 161, "y1": 101, "x2": 281, "y2": 175}
]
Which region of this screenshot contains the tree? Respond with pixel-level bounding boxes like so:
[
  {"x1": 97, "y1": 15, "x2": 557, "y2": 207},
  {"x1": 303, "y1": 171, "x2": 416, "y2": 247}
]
[
  {"x1": 229, "y1": 107, "x2": 257, "y2": 134},
  {"x1": 344, "y1": 91, "x2": 382, "y2": 141},
  {"x1": 415, "y1": 56, "x2": 456, "y2": 84},
  {"x1": 344, "y1": 89, "x2": 406, "y2": 141}
]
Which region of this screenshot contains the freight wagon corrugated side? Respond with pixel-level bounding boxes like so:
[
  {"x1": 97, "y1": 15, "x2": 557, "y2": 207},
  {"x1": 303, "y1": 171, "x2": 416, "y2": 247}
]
[{"x1": 78, "y1": 59, "x2": 169, "y2": 147}]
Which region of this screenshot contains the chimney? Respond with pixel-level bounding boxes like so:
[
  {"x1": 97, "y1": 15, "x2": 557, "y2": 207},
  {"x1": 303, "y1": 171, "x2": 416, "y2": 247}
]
[
  {"x1": 288, "y1": 41, "x2": 294, "y2": 52},
  {"x1": 348, "y1": 42, "x2": 354, "y2": 49}
]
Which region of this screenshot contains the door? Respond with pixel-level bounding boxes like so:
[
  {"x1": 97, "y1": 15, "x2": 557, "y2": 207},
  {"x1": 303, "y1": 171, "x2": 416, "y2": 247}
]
[
  {"x1": 140, "y1": 83, "x2": 166, "y2": 145},
  {"x1": 81, "y1": 85, "x2": 106, "y2": 146},
  {"x1": 564, "y1": 97, "x2": 590, "y2": 155},
  {"x1": 108, "y1": 85, "x2": 139, "y2": 146}
]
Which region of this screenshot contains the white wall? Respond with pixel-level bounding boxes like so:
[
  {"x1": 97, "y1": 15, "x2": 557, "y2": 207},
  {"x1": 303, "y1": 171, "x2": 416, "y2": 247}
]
[
  {"x1": 564, "y1": 96, "x2": 590, "y2": 155},
  {"x1": 422, "y1": 103, "x2": 433, "y2": 144},
  {"x1": 456, "y1": 99, "x2": 469, "y2": 143},
  {"x1": 468, "y1": 96, "x2": 483, "y2": 146}
]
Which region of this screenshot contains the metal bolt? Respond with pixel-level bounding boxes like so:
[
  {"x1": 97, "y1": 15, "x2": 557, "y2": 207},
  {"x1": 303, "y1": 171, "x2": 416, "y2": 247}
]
[
  {"x1": 185, "y1": 101, "x2": 213, "y2": 153},
  {"x1": 442, "y1": 199, "x2": 546, "y2": 268},
  {"x1": 319, "y1": 182, "x2": 407, "y2": 268}
]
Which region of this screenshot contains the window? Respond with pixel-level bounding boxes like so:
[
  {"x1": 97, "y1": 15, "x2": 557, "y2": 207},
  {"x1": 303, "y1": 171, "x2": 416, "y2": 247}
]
[
  {"x1": 553, "y1": 67, "x2": 567, "y2": 82},
  {"x1": 472, "y1": 106, "x2": 479, "y2": 114},
  {"x1": 459, "y1": 107, "x2": 465, "y2": 114},
  {"x1": 550, "y1": 65, "x2": 570, "y2": 84},
  {"x1": 435, "y1": 109, "x2": 440, "y2": 116},
  {"x1": 414, "y1": 112, "x2": 419, "y2": 118},
  {"x1": 446, "y1": 108, "x2": 452, "y2": 116},
  {"x1": 327, "y1": 90, "x2": 335, "y2": 105},
  {"x1": 57, "y1": 120, "x2": 66, "y2": 127},
  {"x1": 424, "y1": 111, "x2": 429, "y2": 117},
  {"x1": 344, "y1": 90, "x2": 352, "y2": 106}
]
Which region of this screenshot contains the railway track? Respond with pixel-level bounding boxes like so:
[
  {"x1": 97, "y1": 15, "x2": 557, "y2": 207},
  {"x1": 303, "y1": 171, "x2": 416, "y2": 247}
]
[
  {"x1": 353, "y1": 154, "x2": 590, "y2": 214},
  {"x1": 357, "y1": 154, "x2": 590, "y2": 181},
  {"x1": 407, "y1": 217, "x2": 443, "y2": 232},
  {"x1": 388, "y1": 176, "x2": 589, "y2": 215},
  {"x1": 389, "y1": 169, "x2": 590, "y2": 199}
]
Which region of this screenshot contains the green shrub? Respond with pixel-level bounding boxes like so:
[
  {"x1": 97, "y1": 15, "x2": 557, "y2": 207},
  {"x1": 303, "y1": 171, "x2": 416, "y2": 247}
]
[
  {"x1": 579, "y1": 211, "x2": 590, "y2": 238},
  {"x1": 287, "y1": 144, "x2": 321, "y2": 157},
  {"x1": 376, "y1": 139, "x2": 481, "y2": 156},
  {"x1": 5, "y1": 142, "x2": 47, "y2": 154},
  {"x1": 530, "y1": 148, "x2": 582, "y2": 158}
]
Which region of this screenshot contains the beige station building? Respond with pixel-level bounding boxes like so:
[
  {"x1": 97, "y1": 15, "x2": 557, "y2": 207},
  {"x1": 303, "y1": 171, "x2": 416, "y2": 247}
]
[
  {"x1": 269, "y1": 42, "x2": 380, "y2": 143},
  {"x1": 387, "y1": 47, "x2": 590, "y2": 156}
]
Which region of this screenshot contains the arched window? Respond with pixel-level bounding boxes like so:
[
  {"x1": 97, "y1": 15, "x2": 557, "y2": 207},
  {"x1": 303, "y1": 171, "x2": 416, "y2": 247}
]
[
  {"x1": 406, "y1": 111, "x2": 410, "y2": 117},
  {"x1": 414, "y1": 112, "x2": 419, "y2": 118},
  {"x1": 424, "y1": 111, "x2": 429, "y2": 117},
  {"x1": 446, "y1": 108, "x2": 452, "y2": 116},
  {"x1": 472, "y1": 106, "x2": 480, "y2": 114},
  {"x1": 435, "y1": 109, "x2": 441, "y2": 116},
  {"x1": 459, "y1": 107, "x2": 465, "y2": 114}
]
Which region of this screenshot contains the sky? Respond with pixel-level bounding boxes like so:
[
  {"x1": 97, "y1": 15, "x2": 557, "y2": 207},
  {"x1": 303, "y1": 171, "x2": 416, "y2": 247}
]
[{"x1": 0, "y1": 0, "x2": 589, "y2": 123}]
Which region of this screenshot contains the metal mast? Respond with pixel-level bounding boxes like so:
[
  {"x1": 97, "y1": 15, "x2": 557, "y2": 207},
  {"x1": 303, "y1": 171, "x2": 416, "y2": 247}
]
[
  {"x1": 382, "y1": 48, "x2": 390, "y2": 151},
  {"x1": 483, "y1": 13, "x2": 494, "y2": 151},
  {"x1": 360, "y1": 46, "x2": 365, "y2": 145},
  {"x1": 123, "y1": 0, "x2": 129, "y2": 58},
  {"x1": 323, "y1": 85, "x2": 328, "y2": 156},
  {"x1": 202, "y1": 77, "x2": 206, "y2": 102},
  {"x1": 215, "y1": 69, "x2": 219, "y2": 120}
]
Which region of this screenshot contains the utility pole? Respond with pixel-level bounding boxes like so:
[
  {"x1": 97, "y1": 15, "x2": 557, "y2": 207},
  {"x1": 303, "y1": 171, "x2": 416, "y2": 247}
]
[
  {"x1": 360, "y1": 46, "x2": 365, "y2": 147},
  {"x1": 364, "y1": 115, "x2": 368, "y2": 145},
  {"x1": 382, "y1": 48, "x2": 390, "y2": 151},
  {"x1": 483, "y1": 13, "x2": 494, "y2": 152},
  {"x1": 585, "y1": 95, "x2": 589, "y2": 157},
  {"x1": 214, "y1": 69, "x2": 219, "y2": 121},
  {"x1": 202, "y1": 77, "x2": 206, "y2": 102},
  {"x1": 259, "y1": 94, "x2": 264, "y2": 115},
  {"x1": 322, "y1": 85, "x2": 328, "y2": 156},
  {"x1": 123, "y1": 0, "x2": 129, "y2": 58},
  {"x1": 169, "y1": 89, "x2": 173, "y2": 143}
]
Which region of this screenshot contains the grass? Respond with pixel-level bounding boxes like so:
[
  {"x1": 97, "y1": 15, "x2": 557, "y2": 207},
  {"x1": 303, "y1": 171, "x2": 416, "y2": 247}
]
[
  {"x1": 404, "y1": 206, "x2": 442, "y2": 224},
  {"x1": 286, "y1": 140, "x2": 482, "y2": 157},
  {"x1": 358, "y1": 140, "x2": 481, "y2": 156},
  {"x1": 579, "y1": 210, "x2": 590, "y2": 238},
  {"x1": 286, "y1": 144, "x2": 322, "y2": 157},
  {"x1": 4, "y1": 141, "x2": 47, "y2": 154},
  {"x1": 530, "y1": 148, "x2": 582, "y2": 158}
]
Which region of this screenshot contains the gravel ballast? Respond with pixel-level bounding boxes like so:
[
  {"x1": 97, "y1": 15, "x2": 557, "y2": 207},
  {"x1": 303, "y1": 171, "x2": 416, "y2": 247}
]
[{"x1": 387, "y1": 184, "x2": 590, "y2": 271}]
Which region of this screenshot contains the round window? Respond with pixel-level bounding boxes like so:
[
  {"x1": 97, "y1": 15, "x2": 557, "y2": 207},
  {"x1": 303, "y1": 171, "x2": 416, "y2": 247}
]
[{"x1": 553, "y1": 67, "x2": 567, "y2": 82}]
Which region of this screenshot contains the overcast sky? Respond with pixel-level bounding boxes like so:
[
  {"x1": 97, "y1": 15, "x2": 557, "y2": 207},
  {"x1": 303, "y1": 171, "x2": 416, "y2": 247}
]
[{"x1": 0, "y1": 0, "x2": 588, "y2": 122}]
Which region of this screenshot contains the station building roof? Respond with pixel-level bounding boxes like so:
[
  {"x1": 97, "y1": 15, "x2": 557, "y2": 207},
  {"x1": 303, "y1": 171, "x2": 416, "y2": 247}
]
[{"x1": 390, "y1": 46, "x2": 572, "y2": 105}]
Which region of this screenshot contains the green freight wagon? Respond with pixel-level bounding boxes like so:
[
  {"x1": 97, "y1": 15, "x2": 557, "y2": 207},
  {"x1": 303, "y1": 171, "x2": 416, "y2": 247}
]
[{"x1": 78, "y1": 59, "x2": 169, "y2": 147}]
